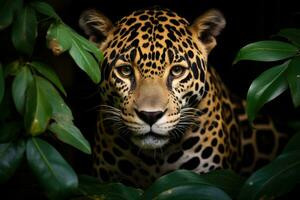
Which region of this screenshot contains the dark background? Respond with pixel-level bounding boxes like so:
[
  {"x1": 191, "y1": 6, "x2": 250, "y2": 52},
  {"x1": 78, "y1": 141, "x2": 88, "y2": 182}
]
[{"x1": 1, "y1": 0, "x2": 300, "y2": 198}]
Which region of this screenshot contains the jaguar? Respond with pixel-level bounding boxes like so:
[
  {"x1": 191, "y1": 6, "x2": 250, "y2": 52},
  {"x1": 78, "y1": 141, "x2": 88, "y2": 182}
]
[{"x1": 79, "y1": 7, "x2": 287, "y2": 188}]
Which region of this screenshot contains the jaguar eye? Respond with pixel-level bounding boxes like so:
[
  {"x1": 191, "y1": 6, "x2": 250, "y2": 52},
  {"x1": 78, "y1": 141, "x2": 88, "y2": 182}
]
[
  {"x1": 116, "y1": 65, "x2": 133, "y2": 77},
  {"x1": 170, "y1": 65, "x2": 186, "y2": 77}
]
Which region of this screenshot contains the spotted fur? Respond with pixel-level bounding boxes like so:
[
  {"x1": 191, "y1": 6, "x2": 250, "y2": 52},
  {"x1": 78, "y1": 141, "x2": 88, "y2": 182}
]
[{"x1": 79, "y1": 7, "x2": 287, "y2": 188}]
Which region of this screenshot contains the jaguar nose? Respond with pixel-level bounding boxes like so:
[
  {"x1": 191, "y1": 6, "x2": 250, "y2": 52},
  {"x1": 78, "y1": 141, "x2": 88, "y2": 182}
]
[{"x1": 135, "y1": 110, "x2": 164, "y2": 126}]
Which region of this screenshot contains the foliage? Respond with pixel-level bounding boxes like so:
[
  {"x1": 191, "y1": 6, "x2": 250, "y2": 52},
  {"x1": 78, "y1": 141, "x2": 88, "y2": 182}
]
[{"x1": 0, "y1": 0, "x2": 100, "y2": 199}]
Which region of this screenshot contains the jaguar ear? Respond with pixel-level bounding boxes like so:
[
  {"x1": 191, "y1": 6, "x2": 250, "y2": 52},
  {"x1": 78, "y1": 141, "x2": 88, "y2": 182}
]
[
  {"x1": 79, "y1": 9, "x2": 113, "y2": 44},
  {"x1": 190, "y1": 9, "x2": 226, "y2": 53}
]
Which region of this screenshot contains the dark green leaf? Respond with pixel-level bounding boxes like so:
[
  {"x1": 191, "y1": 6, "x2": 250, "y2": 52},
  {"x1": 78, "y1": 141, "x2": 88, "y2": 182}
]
[
  {"x1": 0, "y1": 140, "x2": 25, "y2": 183},
  {"x1": 142, "y1": 170, "x2": 211, "y2": 199},
  {"x1": 246, "y1": 62, "x2": 289, "y2": 122},
  {"x1": 46, "y1": 23, "x2": 72, "y2": 54},
  {"x1": 49, "y1": 122, "x2": 91, "y2": 154},
  {"x1": 35, "y1": 76, "x2": 73, "y2": 122},
  {"x1": 26, "y1": 137, "x2": 78, "y2": 199},
  {"x1": 0, "y1": 63, "x2": 4, "y2": 103},
  {"x1": 30, "y1": 61, "x2": 66, "y2": 96},
  {"x1": 3, "y1": 60, "x2": 22, "y2": 77},
  {"x1": 155, "y1": 184, "x2": 232, "y2": 200},
  {"x1": 277, "y1": 28, "x2": 300, "y2": 47},
  {"x1": 286, "y1": 56, "x2": 300, "y2": 107},
  {"x1": 201, "y1": 169, "x2": 245, "y2": 198},
  {"x1": 0, "y1": 0, "x2": 22, "y2": 30},
  {"x1": 11, "y1": 6, "x2": 37, "y2": 55},
  {"x1": 0, "y1": 121, "x2": 23, "y2": 142},
  {"x1": 69, "y1": 38, "x2": 100, "y2": 83},
  {"x1": 24, "y1": 76, "x2": 52, "y2": 135},
  {"x1": 30, "y1": 1, "x2": 60, "y2": 20},
  {"x1": 12, "y1": 66, "x2": 33, "y2": 114},
  {"x1": 78, "y1": 175, "x2": 143, "y2": 200},
  {"x1": 238, "y1": 151, "x2": 300, "y2": 200},
  {"x1": 283, "y1": 132, "x2": 300, "y2": 153},
  {"x1": 233, "y1": 41, "x2": 299, "y2": 64}
]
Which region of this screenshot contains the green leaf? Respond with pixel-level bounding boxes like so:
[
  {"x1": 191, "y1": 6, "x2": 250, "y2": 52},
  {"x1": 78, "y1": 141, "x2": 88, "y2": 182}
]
[
  {"x1": 30, "y1": 1, "x2": 60, "y2": 20},
  {"x1": 11, "y1": 6, "x2": 37, "y2": 55},
  {"x1": 283, "y1": 132, "x2": 300, "y2": 153},
  {"x1": 35, "y1": 76, "x2": 73, "y2": 122},
  {"x1": 0, "y1": 63, "x2": 4, "y2": 103},
  {"x1": 238, "y1": 151, "x2": 300, "y2": 200},
  {"x1": 26, "y1": 137, "x2": 78, "y2": 199},
  {"x1": 46, "y1": 23, "x2": 72, "y2": 54},
  {"x1": 142, "y1": 170, "x2": 212, "y2": 199},
  {"x1": 201, "y1": 169, "x2": 245, "y2": 198},
  {"x1": 24, "y1": 76, "x2": 52, "y2": 135},
  {"x1": 3, "y1": 60, "x2": 22, "y2": 77},
  {"x1": 0, "y1": 121, "x2": 23, "y2": 142},
  {"x1": 246, "y1": 62, "x2": 289, "y2": 122},
  {"x1": 0, "y1": 140, "x2": 25, "y2": 183},
  {"x1": 49, "y1": 122, "x2": 91, "y2": 154},
  {"x1": 277, "y1": 28, "x2": 300, "y2": 47},
  {"x1": 12, "y1": 66, "x2": 33, "y2": 114},
  {"x1": 30, "y1": 61, "x2": 66, "y2": 96},
  {"x1": 155, "y1": 185, "x2": 232, "y2": 200},
  {"x1": 0, "y1": 0, "x2": 23, "y2": 30},
  {"x1": 78, "y1": 175, "x2": 143, "y2": 200},
  {"x1": 233, "y1": 41, "x2": 299, "y2": 64},
  {"x1": 286, "y1": 56, "x2": 300, "y2": 107}
]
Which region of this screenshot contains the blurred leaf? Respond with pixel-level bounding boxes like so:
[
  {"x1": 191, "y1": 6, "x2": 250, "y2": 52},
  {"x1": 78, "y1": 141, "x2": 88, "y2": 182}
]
[
  {"x1": 0, "y1": 63, "x2": 4, "y2": 103},
  {"x1": 246, "y1": 62, "x2": 289, "y2": 122},
  {"x1": 3, "y1": 60, "x2": 22, "y2": 77},
  {"x1": 283, "y1": 132, "x2": 300, "y2": 153},
  {"x1": 46, "y1": 23, "x2": 101, "y2": 83},
  {"x1": 24, "y1": 76, "x2": 52, "y2": 135},
  {"x1": 47, "y1": 23, "x2": 72, "y2": 55},
  {"x1": 286, "y1": 56, "x2": 300, "y2": 107},
  {"x1": 26, "y1": 137, "x2": 78, "y2": 200},
  {"x1": 30, "y1": 61, "x2": 66, "y2": 96},
  {"x1": 78, "y1": 175, "x2": 143, "y2": 200},
  {"x1": 238, "y1": 151, "x2": 300, "y2": 200},
  {"x1": 12, "y1": 66, "x2": 33, "y2": 114},
  {"x1": 0, "y1": 0, "x2": 23, "y2": 30},
  {"x1": 233, "y1": 41, "x2": 299, "y2": 64},
  {"x1": 49, "y1": 122, "x2": 91, "y2": 154},
  {"x1": 0, "y1": 140, "x2": 25, "y2": 183},
  {"x1": 155, "y1": 185, "x2": 231, "y2": 200},
  {"x1": 30, "y1": 1, "x2": 60, "y2": 20},
  {"x1": 11, "y1": 6, "x2": 37, "y2": 55},
  {"x1": 277, "y1": 28, "x2": 300, "y2": 47},
  {"x1": 201, "y1": 169, "x2": 245, "y2": 198},
  {"x1": 0, "y1": 121, "x2": 23, "y2": 142},
  {"x1": 36, "y1": 76, "x2": 73, "y2": 122}
]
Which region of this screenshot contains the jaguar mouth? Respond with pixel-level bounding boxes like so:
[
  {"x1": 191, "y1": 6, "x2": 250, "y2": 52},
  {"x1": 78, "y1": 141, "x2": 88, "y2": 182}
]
[{"x1": 131, "y1": 131, "x2": 169, "y2": 149}]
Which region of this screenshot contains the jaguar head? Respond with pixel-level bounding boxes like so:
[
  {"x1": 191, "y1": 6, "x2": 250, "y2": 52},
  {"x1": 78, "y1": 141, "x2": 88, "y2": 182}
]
[{"x1": 79, "y1": 7, "x2": 225, "y2": 149}]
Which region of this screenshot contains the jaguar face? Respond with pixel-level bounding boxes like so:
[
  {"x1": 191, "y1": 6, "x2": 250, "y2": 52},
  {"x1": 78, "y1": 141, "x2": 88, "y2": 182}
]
[{"x1": 80, "y1": 8, "x2": 225, "y2": 149}]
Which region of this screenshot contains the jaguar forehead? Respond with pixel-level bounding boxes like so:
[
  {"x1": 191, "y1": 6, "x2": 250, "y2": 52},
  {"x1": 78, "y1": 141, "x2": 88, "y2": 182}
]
[{"x1": 104, "y1": 8, "x2": 201, "y2": 78}]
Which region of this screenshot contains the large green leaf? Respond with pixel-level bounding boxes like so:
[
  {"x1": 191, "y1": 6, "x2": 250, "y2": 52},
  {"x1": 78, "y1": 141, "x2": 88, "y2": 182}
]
[
  {"x1": 35, "y1": 76, "x2": 73, "y2": 122},
  {"x1": 0, "y1": 0, "x2": 23, "y2": 30},
  {"x1": 77, "y1": 175, "x2": 143, "y2": 200},
  {"x1": 30, "y1": 1, "x2": 61, "y2": 20},
  {"x1": 286, "y1": 56, "x2": 300, "y2": 107},
  {"x1": 233, "y1": 41, "x2": 299, "y2": 64},
  {"x1": 26, "y1": 137, "x2": 78, "y2": 199},
  {"x1": 0, "y1": 63, "x2": 4, "y2": 103},
  {"x1": 12, "y1": 66, "x2": 33, "y2": 114},
  {"x1": 246, "y1": 62, "x2": 289, "y2": 122},
  {"x1": 155, "y1": 184, "x2": 231, "y2": 200},
  {"x1": 238, "y1": 151, "x2": 300, "y2": 200},
  {"x1": 49, "y1": 122, "x2": 91, "y2": 154},
  {"x1": 46, "y1": 23, "x2": 72, "y2": 54},
  {"x1": 24, "y1": 76, "x2": 52, "y2": 135},
  {"x1": 0, "y1": 140, "x2": 25, "y2": 183},
  {"x1": 11, "y1": 6, "x2": 37, "y2": 55},
  {"x1": 277, "y1": 28, "x2": 300, "y2": 47},
  {"x1": 30, "y1": 61, "x2": 66, "y2": 96}
]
